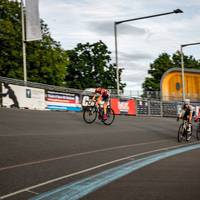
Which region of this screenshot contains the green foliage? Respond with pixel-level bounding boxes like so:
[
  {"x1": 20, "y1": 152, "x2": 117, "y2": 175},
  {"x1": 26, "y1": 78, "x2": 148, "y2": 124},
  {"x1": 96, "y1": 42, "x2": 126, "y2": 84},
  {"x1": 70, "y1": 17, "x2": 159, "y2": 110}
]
[
  {"x1": 0, "y1": 0, "x2": 123, "y2": 90},
  {"x1": 65, "y1": 41, "x2": 125, "y2": 90},
  {"x1": 0, "y1": 0, "x2": 22, "y2": 78},
  {"x1": 0, "y1": 0, "x2": 68, "y2": 86},
  {"x1": 142, "y1": 52, "x2": 200, "y2": 91}
]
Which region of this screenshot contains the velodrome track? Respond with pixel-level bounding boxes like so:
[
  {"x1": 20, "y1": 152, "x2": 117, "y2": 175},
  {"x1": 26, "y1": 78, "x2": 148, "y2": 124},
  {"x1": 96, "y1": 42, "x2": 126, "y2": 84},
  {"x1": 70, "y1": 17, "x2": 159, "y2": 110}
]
[{"x1": 0, "y1": 108, "x2": 200, "y2": 200}]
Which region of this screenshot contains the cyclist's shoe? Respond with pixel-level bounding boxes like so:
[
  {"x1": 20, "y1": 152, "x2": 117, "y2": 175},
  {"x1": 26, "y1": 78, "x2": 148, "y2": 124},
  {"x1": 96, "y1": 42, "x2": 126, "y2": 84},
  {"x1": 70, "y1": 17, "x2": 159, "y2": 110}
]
[
  {"x1": 186, "y1": 135, "x2": 192, "y2": 141},
  {"x1": 186, "y1": 130, "x2": 192, "y2": 141},
  {"x1": 188, "y1": 123, "x2": 192, "y2": 132},
  {"x1": 103, "y1": 114, "x2": 108, "y2": 121}
]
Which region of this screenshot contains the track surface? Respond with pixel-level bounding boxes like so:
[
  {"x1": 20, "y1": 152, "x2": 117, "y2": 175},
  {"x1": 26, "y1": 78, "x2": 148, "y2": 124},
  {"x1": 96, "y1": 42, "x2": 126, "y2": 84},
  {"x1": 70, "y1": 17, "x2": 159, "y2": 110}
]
[{"x1": 0, "y1": 108, "x2": 199, "y2": 200}]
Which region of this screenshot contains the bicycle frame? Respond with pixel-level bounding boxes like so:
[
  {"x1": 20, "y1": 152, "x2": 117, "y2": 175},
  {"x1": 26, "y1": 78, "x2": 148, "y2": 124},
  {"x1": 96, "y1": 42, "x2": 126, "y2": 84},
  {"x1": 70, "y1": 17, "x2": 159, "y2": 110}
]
[{"x1": 182, "y1": 120, "x2": 189, "y2": 131}]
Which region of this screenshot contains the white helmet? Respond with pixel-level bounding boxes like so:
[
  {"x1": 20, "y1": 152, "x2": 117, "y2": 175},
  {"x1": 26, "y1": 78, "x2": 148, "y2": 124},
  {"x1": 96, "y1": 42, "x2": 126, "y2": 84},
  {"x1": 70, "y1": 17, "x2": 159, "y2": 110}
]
[{"x1": 184, "y1": 99, "x2": 190, "y2": 105}]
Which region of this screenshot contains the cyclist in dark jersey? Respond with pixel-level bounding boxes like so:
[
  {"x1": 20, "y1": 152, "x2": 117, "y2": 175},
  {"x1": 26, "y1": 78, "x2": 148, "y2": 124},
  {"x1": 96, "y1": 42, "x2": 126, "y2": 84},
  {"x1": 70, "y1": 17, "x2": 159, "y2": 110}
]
[
  {"x1": 178, "y1": 99, "x2": 193, "y2": 140},
  {"x1": 92, "y1": 87, "x2": 110, "y2": 120}
]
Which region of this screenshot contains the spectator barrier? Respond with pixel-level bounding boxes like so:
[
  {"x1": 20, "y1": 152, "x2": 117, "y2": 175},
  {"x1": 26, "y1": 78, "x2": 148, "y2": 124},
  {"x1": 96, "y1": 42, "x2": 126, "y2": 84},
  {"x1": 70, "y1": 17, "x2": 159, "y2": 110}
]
[
  {"x1": 46, "y1": 90, "x2": 81, "y2": 111},
  {"x1": 110, "y1": 98, "x2": 136, "y2": 115},
  {"x1": 0, "y1": 77, "x2": 199, "y2": 117}
]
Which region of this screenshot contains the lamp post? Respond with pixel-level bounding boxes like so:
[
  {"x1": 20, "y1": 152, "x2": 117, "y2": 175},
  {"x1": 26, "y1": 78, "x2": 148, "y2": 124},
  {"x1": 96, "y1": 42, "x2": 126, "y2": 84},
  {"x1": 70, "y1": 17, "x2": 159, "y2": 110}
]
[
  {"x1": 114, "y1": 9, "x2": 183, "y2": 96},
  {"x1": 180, "y1": 42, "x2": 200, "y2": 101}
]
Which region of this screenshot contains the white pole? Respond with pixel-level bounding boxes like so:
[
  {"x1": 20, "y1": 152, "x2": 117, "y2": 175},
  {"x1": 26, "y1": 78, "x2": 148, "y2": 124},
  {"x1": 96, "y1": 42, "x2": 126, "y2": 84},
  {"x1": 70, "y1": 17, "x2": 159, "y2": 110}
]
[
  {"x1": 114, "y1": 23, "x2": 119, "y2": 96},
  {"x1": 180, "y1": 46, "x2": 185, "y2": 101},
  {"x1": 21, "y1": 0, "x2": 27, "y2": 84}
]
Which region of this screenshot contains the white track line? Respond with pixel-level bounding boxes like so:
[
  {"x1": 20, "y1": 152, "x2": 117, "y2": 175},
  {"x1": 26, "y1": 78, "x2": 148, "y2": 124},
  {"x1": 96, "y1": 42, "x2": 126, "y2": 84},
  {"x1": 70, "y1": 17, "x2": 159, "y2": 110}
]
[
  {"x1": 0, "y1": 142, "x2": 197, "y2": 200},
  {"x1": 0, "y1": 139, "x2": 169, "y2": 172}
]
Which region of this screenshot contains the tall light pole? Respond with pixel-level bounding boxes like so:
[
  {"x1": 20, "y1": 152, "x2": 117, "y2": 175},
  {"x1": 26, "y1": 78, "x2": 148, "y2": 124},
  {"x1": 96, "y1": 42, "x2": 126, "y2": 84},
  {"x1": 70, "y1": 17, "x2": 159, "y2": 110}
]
[
  {"x1": 114, "y1": 9, "x2": 183, "y2": 96},
  {"x1": 180, "y1": 42, "x2": 200, "y2": 101}
]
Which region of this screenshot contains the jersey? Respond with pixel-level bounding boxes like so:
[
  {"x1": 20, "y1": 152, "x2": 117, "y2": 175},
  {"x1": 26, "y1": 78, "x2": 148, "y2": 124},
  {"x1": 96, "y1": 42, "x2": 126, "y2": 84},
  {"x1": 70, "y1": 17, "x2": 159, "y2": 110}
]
[
  {"x1": 182, "y1": 104, "x2": 193, "y2": 120},
  {"x1": 95, "y1": 88, "x2": 109, "y2": 102}
]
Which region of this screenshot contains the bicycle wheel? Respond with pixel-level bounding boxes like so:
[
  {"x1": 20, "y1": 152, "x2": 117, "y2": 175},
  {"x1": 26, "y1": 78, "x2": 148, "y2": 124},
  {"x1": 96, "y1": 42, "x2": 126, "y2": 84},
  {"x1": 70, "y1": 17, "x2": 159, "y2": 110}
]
[
  {"x1": 196, "y1": 123, "x2": 200, "y2": 140},
  {"x1": 177, "y1": 123, "x2": 185, "y2": 142},
  {"x1": 103, "y1": 108, "x2": 115, "y2": 125},
  {"x1": 83, "y1": 106, "x2": 97, "y2": 124}
]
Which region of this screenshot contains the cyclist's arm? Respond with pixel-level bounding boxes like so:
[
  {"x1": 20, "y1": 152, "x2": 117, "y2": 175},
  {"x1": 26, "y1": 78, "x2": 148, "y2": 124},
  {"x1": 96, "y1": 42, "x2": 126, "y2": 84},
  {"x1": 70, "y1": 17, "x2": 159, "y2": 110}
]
[
  {"x1": 92, "y1": 94, "x2": 96, "y2": 101},
  {"x1": 189, "y1": 105, "x2": 193, "y2": 123},
  {"x1": 92, "y1": 92, "x2": 98, "y2": 101},
  {"x1": 178, "y1": 110, "x2": 184, "y2": 119},
  {"x1": 189, "y1": 110, "x2": 193, "y2": 123}
]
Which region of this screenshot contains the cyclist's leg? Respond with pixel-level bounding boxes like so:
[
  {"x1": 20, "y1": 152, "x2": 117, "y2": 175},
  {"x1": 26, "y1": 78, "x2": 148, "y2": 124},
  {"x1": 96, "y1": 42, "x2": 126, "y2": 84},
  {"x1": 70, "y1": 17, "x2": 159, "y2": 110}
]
[
  {"x1": 186, "y1": 119, "x2": 192, "y2": 141},
  {"x1": 102, "y1": 96, "x2": 108, "y2": 120},
  {"x1": 103, "y1": 102, "x2": 108, "y2": 114}
]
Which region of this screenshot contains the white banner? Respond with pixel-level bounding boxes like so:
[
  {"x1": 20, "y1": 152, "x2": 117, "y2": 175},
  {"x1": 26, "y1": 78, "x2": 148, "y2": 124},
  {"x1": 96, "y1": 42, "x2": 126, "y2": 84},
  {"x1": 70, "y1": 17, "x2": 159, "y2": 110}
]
[
  {"x1": 25, "y1": 0, "x2": 42, "y2": 41},
  {"x1": 2, "y1": 84, "x2": 46, "y2": 110}
]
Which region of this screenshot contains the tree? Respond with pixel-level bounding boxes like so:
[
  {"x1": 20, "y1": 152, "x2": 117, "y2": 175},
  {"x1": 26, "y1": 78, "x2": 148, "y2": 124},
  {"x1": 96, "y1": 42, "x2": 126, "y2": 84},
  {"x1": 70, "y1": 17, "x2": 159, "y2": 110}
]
[
  {"x1": 26, "y1": 20, "x2": 69, "y2": 86},
  {"x1": 65, "y1": 41, "x2": 125, "y2": 90},
  {"x1": 0, "y1": 0, "x2": 68, "y2": 86},
  {"x1": 142, "y1": 52, "x2": 200, "y2": 92},
  {"x1": 0, "y1": 0, "x2": 22, "y2": 78}
]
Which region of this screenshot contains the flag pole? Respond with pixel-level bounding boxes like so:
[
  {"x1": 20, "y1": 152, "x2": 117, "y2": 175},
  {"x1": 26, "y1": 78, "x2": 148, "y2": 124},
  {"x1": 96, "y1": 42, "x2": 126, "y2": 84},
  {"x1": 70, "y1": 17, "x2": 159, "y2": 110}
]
[{"x1": 21, "y1": 0, "x2": 27, "y2": 84}]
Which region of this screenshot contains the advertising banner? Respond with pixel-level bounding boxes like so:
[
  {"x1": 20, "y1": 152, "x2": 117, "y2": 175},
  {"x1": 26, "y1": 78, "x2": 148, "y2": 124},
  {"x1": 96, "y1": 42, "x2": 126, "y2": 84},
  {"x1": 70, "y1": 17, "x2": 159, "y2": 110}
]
[
  {"x1": 111, "y1": 98, "x2": 136, "y2": 115},
  {"x1": 2, "y1": 83, "x2": 45, "y2": 110},
  {"x1": 46, "y1": 91, "x2": 81, "y2": 111}
]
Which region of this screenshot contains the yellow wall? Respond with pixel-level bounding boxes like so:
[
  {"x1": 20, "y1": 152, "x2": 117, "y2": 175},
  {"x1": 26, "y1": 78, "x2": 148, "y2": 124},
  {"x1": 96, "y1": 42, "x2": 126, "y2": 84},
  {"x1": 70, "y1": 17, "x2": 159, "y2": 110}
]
[{"x1": 162, "y1": 71, "x2": 200, "y2": 101}]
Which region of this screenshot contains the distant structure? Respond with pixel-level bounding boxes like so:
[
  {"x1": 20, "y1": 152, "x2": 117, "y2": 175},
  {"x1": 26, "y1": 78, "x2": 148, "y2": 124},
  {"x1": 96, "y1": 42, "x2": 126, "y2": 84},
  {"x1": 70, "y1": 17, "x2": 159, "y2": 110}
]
[{"x1": 161, "y1": 68, "x2": 200, "y2": 102}]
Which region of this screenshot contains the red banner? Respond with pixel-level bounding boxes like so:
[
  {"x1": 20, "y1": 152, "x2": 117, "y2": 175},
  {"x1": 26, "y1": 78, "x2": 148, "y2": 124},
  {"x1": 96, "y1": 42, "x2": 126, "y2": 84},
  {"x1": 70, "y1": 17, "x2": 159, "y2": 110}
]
[{"x1": 111, "y1": 98, "x2": 136, "y2": 115}]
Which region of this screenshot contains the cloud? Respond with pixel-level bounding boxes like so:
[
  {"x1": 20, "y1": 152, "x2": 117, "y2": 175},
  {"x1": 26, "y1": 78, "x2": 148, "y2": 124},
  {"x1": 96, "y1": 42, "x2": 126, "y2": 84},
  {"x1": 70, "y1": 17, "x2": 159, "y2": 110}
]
[
  {"x1": 119, "y1": 52, "x2": 153, "y2": 61},
  {"x1": 39, "y1": 0, "x2": 200, "y2": 91},
  {"x1": 87, "y1": 21, "x2": 147, "y2": 36}
]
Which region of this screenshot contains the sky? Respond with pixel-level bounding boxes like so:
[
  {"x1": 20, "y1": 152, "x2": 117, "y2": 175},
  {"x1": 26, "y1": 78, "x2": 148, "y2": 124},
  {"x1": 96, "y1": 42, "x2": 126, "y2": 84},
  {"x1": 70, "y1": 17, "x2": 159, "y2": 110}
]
[{"x1": 38, "y1": 0, "x2": 200, "y2": 92}]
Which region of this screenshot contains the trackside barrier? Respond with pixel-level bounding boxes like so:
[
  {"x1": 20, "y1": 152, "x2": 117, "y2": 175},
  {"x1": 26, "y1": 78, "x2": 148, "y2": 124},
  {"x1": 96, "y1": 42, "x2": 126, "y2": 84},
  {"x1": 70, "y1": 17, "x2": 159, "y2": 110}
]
[
  {"x1": 0, "y1": 83, "x2": 82, "y2": 111},
  {"x1": 0, "y1": 76, "x2": 200, "y2": 116},
  {"x1": 46, "y1": 90, "x2": 82, "y2": 111},
  {"x1": 136, "y1": 99, "x2": 148, "y2": 115},
  {"x1": 136, "y1": 99, "x2": 162, "y2": 116},
  {"x1": 1, "y1": 83, "x2": 46, "y2": 110},
  {"x1": 111, "y1": 98, "x2": 136, "y2": 115},
  {"x1": 149, "y1": 100, "x2": 162, "y2": 116},
  {"x1": 162, "y1": 101, "x2": 178, "y2": 117}
]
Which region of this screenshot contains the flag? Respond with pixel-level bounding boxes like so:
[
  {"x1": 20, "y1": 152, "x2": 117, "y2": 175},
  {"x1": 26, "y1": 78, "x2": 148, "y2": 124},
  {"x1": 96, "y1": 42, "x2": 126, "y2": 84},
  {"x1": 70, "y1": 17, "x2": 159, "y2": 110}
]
[{"x1": 25, "y1": 0, "x2": 42, "y2": 41}]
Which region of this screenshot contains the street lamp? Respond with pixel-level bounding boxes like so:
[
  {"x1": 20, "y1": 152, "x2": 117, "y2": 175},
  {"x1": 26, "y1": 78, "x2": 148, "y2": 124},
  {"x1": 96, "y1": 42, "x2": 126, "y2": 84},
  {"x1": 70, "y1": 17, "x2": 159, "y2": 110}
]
[
  {"x1": 180, "y1": 42, "x2": 200, "y2": 101},
  {"x1": 114, "y1": 9, "x2": 183, "y2": 96}
]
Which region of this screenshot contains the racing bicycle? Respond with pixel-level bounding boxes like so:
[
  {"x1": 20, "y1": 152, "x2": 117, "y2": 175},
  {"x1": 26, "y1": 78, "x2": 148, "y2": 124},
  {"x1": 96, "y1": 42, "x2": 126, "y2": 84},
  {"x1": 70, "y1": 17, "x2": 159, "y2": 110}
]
[
  {"x1": 177, "y1": 119, "x2": 193, "y2": 142},
  {"x1": 83, "y1": 99, "x2": 115, "y2": 125}
]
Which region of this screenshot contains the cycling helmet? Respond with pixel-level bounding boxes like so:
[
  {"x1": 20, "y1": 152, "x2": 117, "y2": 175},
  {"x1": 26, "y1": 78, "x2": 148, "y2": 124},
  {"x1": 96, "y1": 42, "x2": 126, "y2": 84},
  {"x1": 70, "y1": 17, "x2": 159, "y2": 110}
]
[
  {"x1": 184, "y1": 99, "x2": 190, "y2": 105},
  {"x1": 95, "y1": 87, "x2": 101, "y2": 93}
]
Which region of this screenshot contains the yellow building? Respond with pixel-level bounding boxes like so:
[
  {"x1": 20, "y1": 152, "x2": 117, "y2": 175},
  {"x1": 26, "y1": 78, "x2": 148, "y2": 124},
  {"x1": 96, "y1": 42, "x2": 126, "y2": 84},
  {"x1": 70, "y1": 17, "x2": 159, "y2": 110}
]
[{"x1": 161, "y1": 68, "x2": 200, "y2": 101}]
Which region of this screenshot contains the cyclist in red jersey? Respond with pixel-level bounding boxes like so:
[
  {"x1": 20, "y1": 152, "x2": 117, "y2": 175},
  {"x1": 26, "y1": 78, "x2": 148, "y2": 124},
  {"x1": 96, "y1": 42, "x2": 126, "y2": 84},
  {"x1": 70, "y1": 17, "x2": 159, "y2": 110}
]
[
  {"x1": 194, "y1": 108, "x2": 200, "y2": 122},
  {"x1": 92, "y1": 87, "x2": 110, "y2": 120}
]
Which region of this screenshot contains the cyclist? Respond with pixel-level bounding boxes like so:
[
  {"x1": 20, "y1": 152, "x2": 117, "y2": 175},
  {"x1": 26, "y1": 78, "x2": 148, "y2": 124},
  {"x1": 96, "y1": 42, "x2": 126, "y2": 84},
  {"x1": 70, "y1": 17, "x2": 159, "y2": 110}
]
[
  {"x1": 92, "y1": 87, "x2": 110, "y2": 120},
  {"x1": 177, "y1": 99, "x2": 193, "y2": 140},
  {"x1": 194, "y1": 108, "x2": 200, "y2": 122}
]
